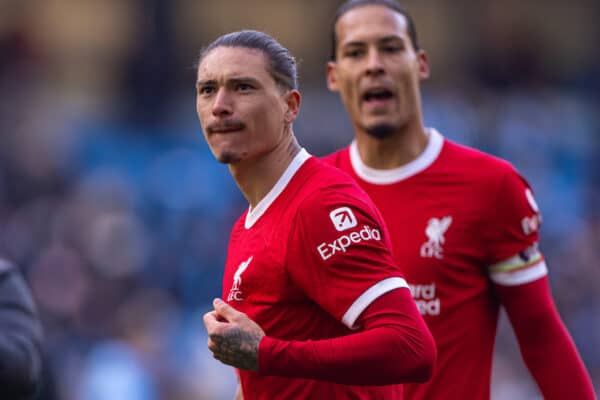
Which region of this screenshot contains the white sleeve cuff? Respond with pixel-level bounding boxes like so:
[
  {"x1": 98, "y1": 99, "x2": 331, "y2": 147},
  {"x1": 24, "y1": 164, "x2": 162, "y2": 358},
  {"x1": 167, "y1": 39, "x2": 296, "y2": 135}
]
[{"x1": 341, "y1": 277, "x2": 409, "y2": 329}]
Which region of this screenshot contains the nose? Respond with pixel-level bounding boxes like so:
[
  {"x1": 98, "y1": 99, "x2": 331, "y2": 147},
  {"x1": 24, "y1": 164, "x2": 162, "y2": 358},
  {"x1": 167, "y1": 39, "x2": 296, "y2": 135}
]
[
  {"x1": 211, "y1": 88, "x2": 233, "y2": 117},
  {"x1": 365, "y1": 48, "x2": 384, "y2": 76}
]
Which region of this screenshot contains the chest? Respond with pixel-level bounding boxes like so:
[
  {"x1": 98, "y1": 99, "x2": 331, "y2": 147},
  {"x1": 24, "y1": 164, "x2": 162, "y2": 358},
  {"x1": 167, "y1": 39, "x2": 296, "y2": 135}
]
[
  {"x1": 366, "y1": 181, "x2": 489, "y2": 282},
  {"x1": 222, "y1": 224, "x2": 302, "y2": 314}
]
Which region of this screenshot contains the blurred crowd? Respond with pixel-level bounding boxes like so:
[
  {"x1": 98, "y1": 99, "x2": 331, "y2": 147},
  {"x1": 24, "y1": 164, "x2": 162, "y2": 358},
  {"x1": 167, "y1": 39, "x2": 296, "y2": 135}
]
[{"x1": 0, "y1": 1, "x2": 598, "y2": 399}]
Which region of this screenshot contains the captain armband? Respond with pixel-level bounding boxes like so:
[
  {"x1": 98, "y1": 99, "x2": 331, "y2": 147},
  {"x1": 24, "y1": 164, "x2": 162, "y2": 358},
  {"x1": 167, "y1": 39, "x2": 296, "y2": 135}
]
[{"x1": 488, "y1": 243, "x2": 547, "y2": 286}]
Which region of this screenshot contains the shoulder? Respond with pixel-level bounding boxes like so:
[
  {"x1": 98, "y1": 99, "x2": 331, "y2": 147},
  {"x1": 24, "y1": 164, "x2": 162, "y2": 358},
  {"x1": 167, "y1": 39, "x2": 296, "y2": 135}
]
[
  {"x1": 440, "y1": 139, "x2": 526, "y2": 186},
  {"x1": 441, "y1": 139, "x2": 541, "y2": 230},
  {"x1": 321, "y1": 147, "x2": 349, "y2": 168},
  {"x1": 280, "y1": 157, "x2": 381, "y2": 232},
  {"x1": 287, "y1": 162, "x2": 390, "y2": 251},
  {"x1": 445, "y1": 140, "x2": 515, "y2": 173},
  {"x1": 297, "y1": 157, "x2": 373, "y2": 210}
]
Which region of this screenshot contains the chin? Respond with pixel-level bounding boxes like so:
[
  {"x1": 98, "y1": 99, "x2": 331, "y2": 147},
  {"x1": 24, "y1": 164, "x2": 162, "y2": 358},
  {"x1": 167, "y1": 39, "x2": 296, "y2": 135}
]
[
  {"x1": 218, "y1": 154, "x2": 242, "y2": 164},
  {"x1": 213, "y1": 150, "x2": 242, "y2": 164},
  {"x1": 364, "y1": 123, "x2": 396, "y2": 139}
]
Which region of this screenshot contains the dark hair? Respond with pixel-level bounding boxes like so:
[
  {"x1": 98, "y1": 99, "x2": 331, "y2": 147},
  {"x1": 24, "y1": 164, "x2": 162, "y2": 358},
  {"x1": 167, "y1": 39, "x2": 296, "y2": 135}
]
[
  {"x1": 330, "y1": 0, "x2": 419, "y2": 60},
  {"x1": 198, "y1": 30, "x2": 298, "y2": 90}
]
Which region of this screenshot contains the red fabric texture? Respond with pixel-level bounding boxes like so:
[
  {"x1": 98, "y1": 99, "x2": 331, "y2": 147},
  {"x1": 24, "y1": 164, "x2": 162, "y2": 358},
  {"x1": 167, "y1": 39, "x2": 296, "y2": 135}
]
[
  {"x1": 258, "y1": 288, "x2": 436, "y2": 385},
  {"x1": 496, "y1": 277, "x2": 595, "y2": 399}
]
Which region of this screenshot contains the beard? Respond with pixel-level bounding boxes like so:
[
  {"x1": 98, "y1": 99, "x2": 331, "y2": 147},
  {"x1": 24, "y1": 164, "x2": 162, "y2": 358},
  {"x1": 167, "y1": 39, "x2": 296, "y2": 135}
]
[
  {"x1": 364, "y1": 123, "x2": 395, "y2": 139},
  {"x1": 216, "y1": 151, "x2": 242, "y2": 164}
]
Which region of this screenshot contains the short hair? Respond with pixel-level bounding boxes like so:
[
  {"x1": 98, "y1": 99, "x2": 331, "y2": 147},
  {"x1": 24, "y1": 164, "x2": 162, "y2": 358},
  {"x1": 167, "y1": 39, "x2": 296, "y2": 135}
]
[
  {"x1": 330, "y1": 0, "x2": 420, "y2": 60},
  {"x1": 198, "y1": 30, "x2": 298, "y2": 91}
]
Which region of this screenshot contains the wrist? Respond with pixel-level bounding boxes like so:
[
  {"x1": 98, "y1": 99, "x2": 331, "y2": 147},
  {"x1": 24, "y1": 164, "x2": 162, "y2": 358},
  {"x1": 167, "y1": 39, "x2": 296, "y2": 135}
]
[{"x1": 257, "y1": 335, "x2": 277, "y2": 374}]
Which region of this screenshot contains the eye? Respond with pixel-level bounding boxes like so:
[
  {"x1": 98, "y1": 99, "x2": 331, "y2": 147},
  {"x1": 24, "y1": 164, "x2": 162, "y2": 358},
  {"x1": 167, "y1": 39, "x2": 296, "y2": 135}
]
[
  {"x1": 198, "y1": 85, "x2": 215, "y2": 95},
  {"x1": 381, "y1": 42, "x2": 404, "y2": 54},
  {"x1": 382, "y1": 45, "x2": 402, "y2": 53},
  {"x1": 236, "y1": 83, "x2": 254, "y2": 92},
  {"x1": 344, "y1": 48, "x2": 364, "y2": 59}
]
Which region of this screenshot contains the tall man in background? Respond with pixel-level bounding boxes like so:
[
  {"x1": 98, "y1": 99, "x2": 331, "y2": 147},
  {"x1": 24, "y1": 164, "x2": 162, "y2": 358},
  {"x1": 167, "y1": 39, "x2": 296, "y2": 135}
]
[
  {"x1": 324, "y1": 0, "x2": 595, "y2": 399},
  {"x1": 197, "y1": 30, "x2": 435, "y2": 399}
]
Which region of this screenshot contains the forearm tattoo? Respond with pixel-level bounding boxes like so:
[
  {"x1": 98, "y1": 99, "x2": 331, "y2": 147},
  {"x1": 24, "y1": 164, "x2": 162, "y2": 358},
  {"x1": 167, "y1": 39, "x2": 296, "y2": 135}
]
[{"x1": 211, "y1": 327, "x2": 261, "y2": 371}]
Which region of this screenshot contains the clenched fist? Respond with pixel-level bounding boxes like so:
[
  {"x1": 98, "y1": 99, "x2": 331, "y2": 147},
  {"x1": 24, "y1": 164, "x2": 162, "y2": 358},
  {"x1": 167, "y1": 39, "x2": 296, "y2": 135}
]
[{"x1": 203, "y1": 298, "x2": 265, "y2": 371}]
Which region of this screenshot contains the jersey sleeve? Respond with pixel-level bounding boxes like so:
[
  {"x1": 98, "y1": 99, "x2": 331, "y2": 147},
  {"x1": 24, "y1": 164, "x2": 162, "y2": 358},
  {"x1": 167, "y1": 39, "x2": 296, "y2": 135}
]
[
  {"x1": 485, "y1": 167, "x2": 547, "y2": 286},
  {"x1": 285, "y1": 184, "x2": 408, "y2": 329}
]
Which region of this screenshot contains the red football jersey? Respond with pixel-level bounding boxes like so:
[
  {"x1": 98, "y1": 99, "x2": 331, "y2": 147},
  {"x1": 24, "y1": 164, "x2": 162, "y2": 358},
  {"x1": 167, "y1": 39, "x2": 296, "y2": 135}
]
[
  {"x1": 222, "y1": 149, "x2": 410, "y2": 400},
  {"x1": 324, "y1": 129, "x2": 547, "y2": 400}
]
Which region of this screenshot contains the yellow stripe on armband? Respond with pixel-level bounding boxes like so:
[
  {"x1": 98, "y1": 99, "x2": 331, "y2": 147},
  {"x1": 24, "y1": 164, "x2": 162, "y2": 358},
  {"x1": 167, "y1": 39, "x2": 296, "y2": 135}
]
[
  {"x1": 489, "y1": 251, "x2": 543, "y2": 274},
  {"x1": 488, "y1": 244, "x2": 548, "y2": 286}
]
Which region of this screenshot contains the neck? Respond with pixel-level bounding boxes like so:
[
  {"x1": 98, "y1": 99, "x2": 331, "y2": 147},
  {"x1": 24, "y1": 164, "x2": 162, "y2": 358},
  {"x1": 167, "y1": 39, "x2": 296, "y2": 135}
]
[
  {"x1": 229, "y1": 133, "x2": 301, "y2": 208},
  {"x1": 355, "y1": 119, "x2": 429, "y2": 170}
]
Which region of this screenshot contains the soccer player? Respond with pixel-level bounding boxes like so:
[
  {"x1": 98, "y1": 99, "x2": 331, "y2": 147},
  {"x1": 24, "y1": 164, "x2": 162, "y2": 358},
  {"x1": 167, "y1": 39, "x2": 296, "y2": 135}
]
[
  {"x1": 197, "y1": 30, "x2": 435, "y2": 399},
  {"x1": 0, "y1": 258, "x2": 42, "y2": 399},
  {"x1": 324, "y1": 1, "x2": 595, "y2": 399}
]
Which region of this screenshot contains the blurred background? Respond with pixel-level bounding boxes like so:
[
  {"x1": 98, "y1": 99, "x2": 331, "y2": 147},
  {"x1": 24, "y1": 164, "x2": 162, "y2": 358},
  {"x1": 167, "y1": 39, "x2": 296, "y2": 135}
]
[{"x1": 0, "y1": 0, "x2": 598, "y2": 398}]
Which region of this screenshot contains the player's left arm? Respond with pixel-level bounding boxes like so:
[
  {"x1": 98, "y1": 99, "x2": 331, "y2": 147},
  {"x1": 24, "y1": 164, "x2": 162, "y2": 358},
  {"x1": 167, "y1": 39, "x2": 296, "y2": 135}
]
[
  {"x1": 495, "y1": 278, "x2": 594, "y2": 399},
  {"x1": 487, "y1": 168, "x2": 594, "y2": 399}
]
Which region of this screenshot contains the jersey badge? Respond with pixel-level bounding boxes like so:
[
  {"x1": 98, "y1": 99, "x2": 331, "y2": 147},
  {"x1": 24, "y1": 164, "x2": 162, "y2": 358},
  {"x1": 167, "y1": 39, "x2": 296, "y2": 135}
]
[
  {"x1": 227, "y1": 256, "x2": 253, "y2": 302},
  {"x1": 420, "y1": 216, "x2": 452, "y2": 259}
]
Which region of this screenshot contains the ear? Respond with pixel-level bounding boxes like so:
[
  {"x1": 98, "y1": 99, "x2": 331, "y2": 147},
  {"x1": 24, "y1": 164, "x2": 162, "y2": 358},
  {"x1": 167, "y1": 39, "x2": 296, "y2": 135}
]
[
  {"x1": 283, "y1": 89, "x2": 301, "y2": 124},
  {"x1": 326, "y1": 61, "x2": 339, "y2": 92},
  {"x1": 417, "y1": 50, "x2": 430, "y2": 80}
]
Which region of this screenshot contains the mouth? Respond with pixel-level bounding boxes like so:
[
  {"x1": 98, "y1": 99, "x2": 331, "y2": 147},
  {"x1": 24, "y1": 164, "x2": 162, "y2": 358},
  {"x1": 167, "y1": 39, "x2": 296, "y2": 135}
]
[
  {"x1": 362, "y1": 88, "x2": 394, "y2": 103},
  {"x1": 207, "y1": 121, "x2": 245, "y2": 134}
]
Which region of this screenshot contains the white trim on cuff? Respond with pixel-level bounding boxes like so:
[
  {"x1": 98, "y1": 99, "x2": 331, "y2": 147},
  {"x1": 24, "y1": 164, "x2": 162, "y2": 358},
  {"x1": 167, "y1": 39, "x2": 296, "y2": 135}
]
[{"x1": 341, "y1": 277, "x2": 409, "y2": 329}]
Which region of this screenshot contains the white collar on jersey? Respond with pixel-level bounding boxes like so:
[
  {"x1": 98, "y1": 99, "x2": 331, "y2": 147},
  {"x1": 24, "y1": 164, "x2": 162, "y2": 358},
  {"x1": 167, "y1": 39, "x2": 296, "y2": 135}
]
[
  {"x1": 349, "y1": 128, "x2": 444, "y2": 184},
  {"x1": 244, "y1": 148, "x2": 311, "y2": 229}
]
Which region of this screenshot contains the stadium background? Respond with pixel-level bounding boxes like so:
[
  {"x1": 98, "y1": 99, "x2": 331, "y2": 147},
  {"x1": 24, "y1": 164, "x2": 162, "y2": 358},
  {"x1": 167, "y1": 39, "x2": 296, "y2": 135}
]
[{"x1": 0, "y1": 0, "x2": 598, "y2": 398}]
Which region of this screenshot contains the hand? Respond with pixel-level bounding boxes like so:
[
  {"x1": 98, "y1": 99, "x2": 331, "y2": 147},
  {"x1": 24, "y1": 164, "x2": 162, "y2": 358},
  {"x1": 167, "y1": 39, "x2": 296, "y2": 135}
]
[{"x1": 203, "y1": 298, "x2": 265, "y2": 371}]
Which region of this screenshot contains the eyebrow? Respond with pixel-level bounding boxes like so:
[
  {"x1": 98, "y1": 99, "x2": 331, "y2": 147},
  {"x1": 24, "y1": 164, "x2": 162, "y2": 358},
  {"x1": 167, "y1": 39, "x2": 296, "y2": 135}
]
[
  {"x1": 379, "y1": 36, "x2": 405, "y2": 44},
  {"x1": 196, "y1": 79, "x2": 217, "y2": 88},
  {"x1": 196, "y1": 76, "x2": 262, "y2": 88},
  {"x1": 342, "y1": 35, "x2": 405, "y2": 48}
]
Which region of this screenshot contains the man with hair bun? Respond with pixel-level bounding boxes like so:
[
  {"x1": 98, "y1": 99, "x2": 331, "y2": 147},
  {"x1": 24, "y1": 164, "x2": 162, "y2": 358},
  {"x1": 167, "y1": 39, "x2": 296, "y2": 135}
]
[{"x1": 197, "y1": 30, "x2": 435, "y2": 399}]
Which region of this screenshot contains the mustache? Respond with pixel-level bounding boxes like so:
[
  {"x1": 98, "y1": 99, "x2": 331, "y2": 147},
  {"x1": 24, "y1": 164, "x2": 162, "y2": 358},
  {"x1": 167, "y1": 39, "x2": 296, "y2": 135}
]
[{"x1": 206, "y1": 120, "x2": 246, "y2": 133}]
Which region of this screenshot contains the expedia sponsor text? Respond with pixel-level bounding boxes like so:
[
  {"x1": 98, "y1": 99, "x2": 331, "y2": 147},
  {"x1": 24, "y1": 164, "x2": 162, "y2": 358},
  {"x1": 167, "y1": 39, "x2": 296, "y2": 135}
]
[{"x1": 317, "y1": 225, "x2": 381, "y2": 260}]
